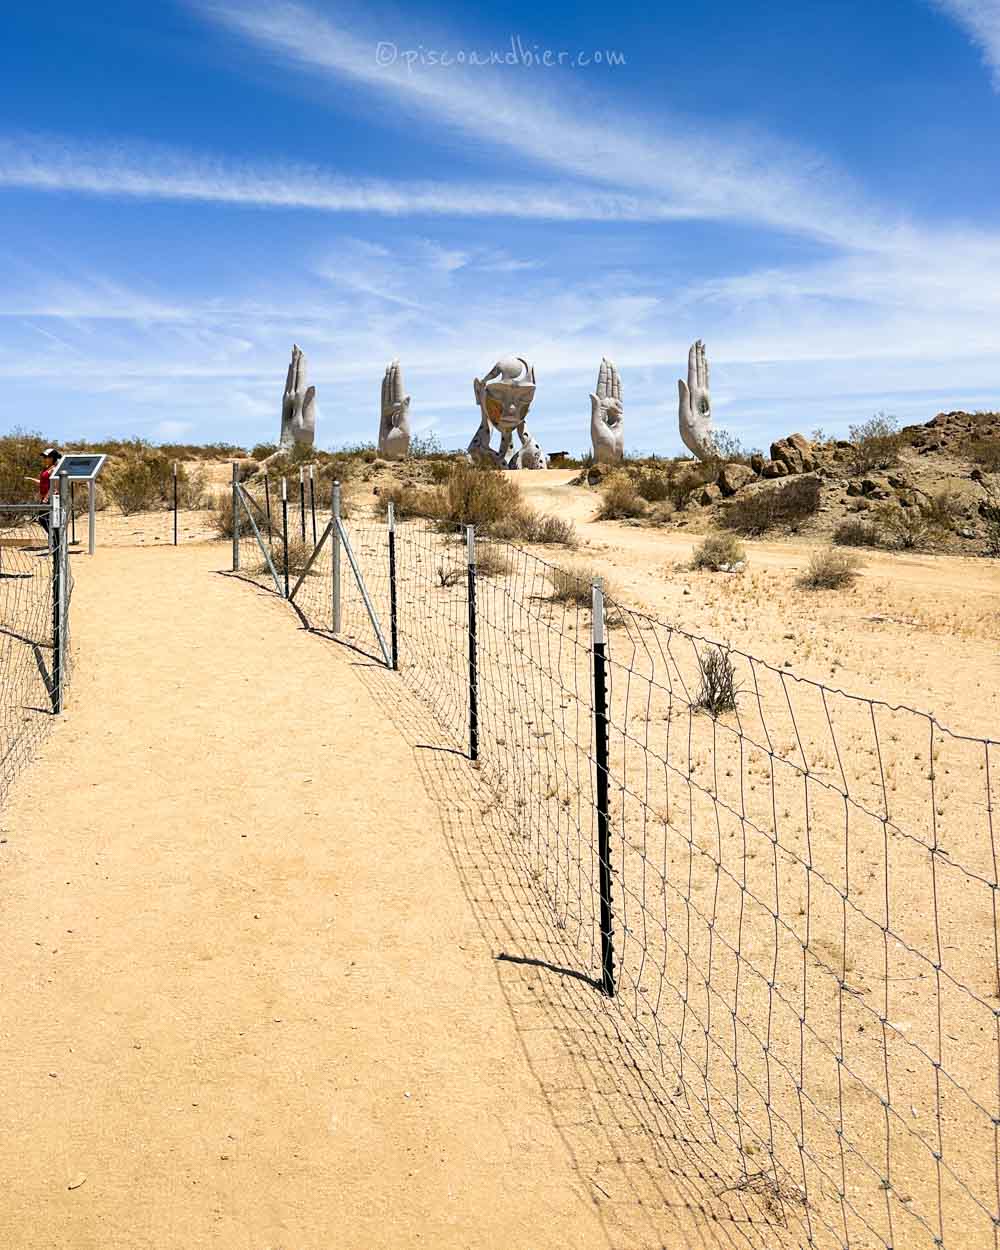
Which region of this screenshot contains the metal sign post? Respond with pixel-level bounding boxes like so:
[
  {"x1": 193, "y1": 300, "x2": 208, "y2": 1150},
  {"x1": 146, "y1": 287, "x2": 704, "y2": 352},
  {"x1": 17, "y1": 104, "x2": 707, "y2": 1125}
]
[{"x1": 51, "y1": 454, "x2": 107, "y2": 556}]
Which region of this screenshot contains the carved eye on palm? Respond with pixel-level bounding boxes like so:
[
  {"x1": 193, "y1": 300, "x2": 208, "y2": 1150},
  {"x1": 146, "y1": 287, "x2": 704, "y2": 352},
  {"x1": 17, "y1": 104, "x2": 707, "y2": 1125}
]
[
  {"x1": 678, "y1": 339, "x2": 716, "y2": 462},
  {"x1": 591, "y1": 357, "x2": 624, "y2": 463}
]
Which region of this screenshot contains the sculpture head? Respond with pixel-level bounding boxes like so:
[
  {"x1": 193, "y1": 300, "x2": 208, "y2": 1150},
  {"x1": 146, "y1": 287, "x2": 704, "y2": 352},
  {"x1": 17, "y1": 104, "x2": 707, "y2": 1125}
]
[{"x1": 474, "y1": 355, "x2": 536, "y2": 436}]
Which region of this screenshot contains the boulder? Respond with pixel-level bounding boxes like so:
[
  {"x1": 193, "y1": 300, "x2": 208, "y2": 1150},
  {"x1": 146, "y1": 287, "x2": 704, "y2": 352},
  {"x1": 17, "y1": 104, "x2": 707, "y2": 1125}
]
[
  {"x1": 750, "y1": 453, "x2": 766, "y2": 475},
  {"x1": 846, "y1": 480, "x2": 863, "y2": 497},
  {"x1": 761, "y1": 459, "x2": 788, "y2": 479},
  {"x1": 697, "y1": 483, "x2": 723, "y2": 506},
  {"x1": 718, "y1": 463, "x2": 756, "y2": 496},
  {"x1": 770, "y1": 433, "x2": 817, "y2": 474}
]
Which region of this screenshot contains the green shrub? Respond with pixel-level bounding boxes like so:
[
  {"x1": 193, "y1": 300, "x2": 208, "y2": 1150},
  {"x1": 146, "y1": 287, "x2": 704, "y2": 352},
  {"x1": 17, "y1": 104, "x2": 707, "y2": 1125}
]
[
  {"x1": 872, "y1": 503, "x2": 930, "y2": 549},
  {"x1": 691, "y1": 532, "x2": 746, "y2": 570},
  {"x1": 919, "y1": 488, "x2": 965, "y2": 533},
  {"x1": 723, "y1": 476, "x2": 821, "y2": 535},
  {"x1": 635, "y1": 469, "x2": 671, "y2": 503},
  {"x1": 0, "y1": 428, "x2": 50, "y2": 505},
  {"x1": 798, "y1": 548, "x2": 862, "y2": 589},
  {"x1": 847, "y1": 413, "x2": 903, "y2": 473},
  {"x1": 251, "y1": 442, "x2": 279, "y2": 461},
  {"x1": 516, "y1": 511, "x2": 577, "y2": 546},
  {"x1": 104, "y1": 451, "x2": 175, "y2": 514},
  {"x1": 965, "y1": 436, "x2": 1000, "y2": 472}
]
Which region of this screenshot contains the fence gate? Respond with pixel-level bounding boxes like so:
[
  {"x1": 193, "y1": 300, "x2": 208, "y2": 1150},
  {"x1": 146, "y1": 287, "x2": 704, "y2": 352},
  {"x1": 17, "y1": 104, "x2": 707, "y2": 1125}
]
[{"x1": 232, "y1": 476, "x2": 283, "y2": 596}]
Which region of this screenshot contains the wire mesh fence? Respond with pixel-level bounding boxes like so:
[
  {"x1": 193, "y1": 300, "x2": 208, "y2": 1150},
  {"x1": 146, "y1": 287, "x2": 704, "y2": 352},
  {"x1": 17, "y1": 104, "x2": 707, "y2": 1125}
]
[
  {"x1": 229, "y1": 499, "x2": 1000, "y2": 1250},
  {"x1": 0, "y1": 502, "x2": 70, "y2": 804}
]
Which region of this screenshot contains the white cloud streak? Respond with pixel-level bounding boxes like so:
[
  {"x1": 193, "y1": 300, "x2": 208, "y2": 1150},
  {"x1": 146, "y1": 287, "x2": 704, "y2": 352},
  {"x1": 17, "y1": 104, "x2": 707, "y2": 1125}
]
[{"x1": 932, "y1": 0, "x2": 1000, "y2": 87}]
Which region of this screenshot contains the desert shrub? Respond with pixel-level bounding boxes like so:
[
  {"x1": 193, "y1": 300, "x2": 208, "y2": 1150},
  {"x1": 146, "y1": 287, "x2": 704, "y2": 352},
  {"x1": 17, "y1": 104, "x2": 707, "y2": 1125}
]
[
  {"x1": 212, "y1": 501, "x2": 236, "y2": 539},
  {"x1": 872, "y1": 503, "x2": 930, "y2": 549},
  {"x1": 919, "y1": 488, "x2": 965, "y2": 533},
  {"x1": 104, "y1": 451, "x2": 174, "y2": 514},
  {"x1": 833, "y1": 518, "x2": 883, "y2": 547},
  {"x1": 547, "y1": 565, "x2": 605, "y2": 606},
  {"x1": 373, "y1": 482, "x2": 438, "y2": 520},
  {"x1": 517, "y1": 511, "x2": 577, "y2": 546},
  {"x1": 474, "y1": 544, "x2": 512, "y2": 578},
  {"x1": 432, "y1": 463, "x2": 522, "y2": 531},
  {"x1": 723, "y1": 476, "x2": 821, "y2": 535},
  {"x1": 251, "y1": 441, "x2": 279, "y2": 461},
  {"x1": 409, "y1": 432, "x2": 445, "y2": 458},
  {"x1": 964, "y1": 435, "x2": 1000, "y2": 472},
  {"x1": 253, "y1": 538, "x2": 314, "y2": 578},
  {"x1": 798, "y1": 547, "x2": 862, "y2": 589},
  {"x1": 427, "y1": 459, "x2": 453, "y2": 483},
  {"x1": 0, "y1": 428, "x2": 50, "y2": 504},
  {"x1": 436, "y1": 564, "x2": 463, "y2": 588},
  {"x1": 176, "y1": 463, "x2": 211, "y2": 510},
  {"x1": 665, "y1": 459, "x2": 718, "y2": 507},
  {"x1": 634, "y1": 469, "x2": 671, "y2": 503},
  {"x1": 984, "y1": 506, "x2": 1000, "y2": 557},
  {"x1": 691, "y1": 532, "x2": 746, "y2": 570},
  {"x1": 709, "y1": 429, "x2": 758, "y2": 466},
  {"x1": 695, "y1": 647, "x2": 740, "y2": 717},
  {"x1": 847, "y1": 412, "x2": 903, "y2": 473},
  {"x1": 598, "y1": 471, "x2": 646, "y2": 519}
]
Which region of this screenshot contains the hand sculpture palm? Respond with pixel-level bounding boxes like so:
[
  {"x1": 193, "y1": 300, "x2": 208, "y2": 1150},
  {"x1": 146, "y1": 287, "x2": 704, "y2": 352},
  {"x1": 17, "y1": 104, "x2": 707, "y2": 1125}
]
[
  {"x1": 590, "y1": 357, "x2": 624, "y2": 464},
  {"x1": 379, "y1": 359, "x2": 411, "y2": 460},
  {"x1": 281, "y1": 344, "x2": 317, "y2": 449},
  {"x1": 678, "y1": 339, "x2": 715, "y2": 462}
]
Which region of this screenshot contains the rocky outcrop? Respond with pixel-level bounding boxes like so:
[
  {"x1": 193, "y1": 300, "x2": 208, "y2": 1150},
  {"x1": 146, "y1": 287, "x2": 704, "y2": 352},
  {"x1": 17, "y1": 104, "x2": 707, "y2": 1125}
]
[
  {"x1": 718, "y1": 462, "x2": 756, "y2": 496},
  {"x1": 770, "y1": 433, "x2": 818, "y2": 475}
]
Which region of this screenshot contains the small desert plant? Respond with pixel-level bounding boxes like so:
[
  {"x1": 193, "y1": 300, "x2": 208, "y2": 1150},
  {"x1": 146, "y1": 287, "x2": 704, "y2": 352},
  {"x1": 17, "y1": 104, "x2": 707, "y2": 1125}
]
[
  {"x1": 175, "y1": 463, "x2": 211, "y2": 510},
  {"x1": 695, "y1": 647, "x2": 740, "y2": 717},
  {"x1": 833, "y1": 517, "x2": 883, "y2": 547},
  {"x1": 847, "y1": 412, "x2": 903, "y2": 473},
  {"x1": 104, "y1": 452, "x2": 174, "y2": 515},
  {"x1": 251, "y1": 441, "x2": 279, "y2": 461},
  {"x1": 798, "y1": 547, "x2": 862, "y2": 589},
  {"x1": 436, "y1": 564, "x2": 463, "y2": 588},
  {"x1": 374, "y1": 482, "x2": 436, "y2": 520},
  {"x1": 872, "y1": 503, "x2": 931, "y2": 549},
  {"x1": 547, "y1": 565, "x2": 602, "y2": 606},
  {"x1": 691, "y1": 532, "x2": 746, "y2": 571},
  {"x1": 634, "y1": 469, "x2": 672, "y2": 503},
  {"x1": 474, "y1": 544, "x2": 513, "y2": 578},
  {"x1": 598, "y1": 471, "x2": 646, "y2": 519},
  {"x1": 436, "y1": 463, "x2": 522, "y2": 531},
  {"x1": 965, "y1": 436, "x2": 1000, "y2": 473},
  {"x1": 516, "y1": 511, "x2": 577, "y2": 546},
  {"x1": 723, "y1": 476, "x2": 821, "y2": 535},
  {"x1": 919, "y1": 488, "x2": 965, "y2": 533}
]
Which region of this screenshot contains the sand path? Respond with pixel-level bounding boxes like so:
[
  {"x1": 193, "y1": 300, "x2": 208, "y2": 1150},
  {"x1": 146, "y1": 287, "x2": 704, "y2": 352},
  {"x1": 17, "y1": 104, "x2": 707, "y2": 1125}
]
[{"x1": 0, "y1": 544, "x2": 613, "y2": 1250}]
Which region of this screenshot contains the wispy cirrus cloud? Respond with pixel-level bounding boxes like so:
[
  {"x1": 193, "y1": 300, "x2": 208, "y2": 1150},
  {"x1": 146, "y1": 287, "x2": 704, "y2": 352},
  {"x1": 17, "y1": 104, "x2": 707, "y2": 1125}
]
[
  {"x1": 0, "y1": 133, "x2": 694, "y2": 223},
  {"x1": 931, "y1": 0, "x2": 1000, "y2": 87}
]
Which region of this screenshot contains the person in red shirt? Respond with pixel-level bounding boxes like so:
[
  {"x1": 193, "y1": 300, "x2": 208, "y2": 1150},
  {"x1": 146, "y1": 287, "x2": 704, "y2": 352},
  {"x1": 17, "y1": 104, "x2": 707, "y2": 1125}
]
[{"x1": 24, "y1": 447, "x2": 60, "y2": 536}]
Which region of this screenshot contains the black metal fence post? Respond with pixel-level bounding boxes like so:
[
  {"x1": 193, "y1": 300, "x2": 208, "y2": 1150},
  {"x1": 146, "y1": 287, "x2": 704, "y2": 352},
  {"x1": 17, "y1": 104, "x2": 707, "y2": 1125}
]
[
  {"x1": 281, "y1": 477, "x2": 290, "y2": 599},
  {"x1": 309, "y1": 465, "x2": 317, "y2": 546},
  {"x1": 172, "y1": 462, "x2": 178, "y2": 546},
  {"x1": 388, "y1": 501, "x2": 399, "y2": 671},
  {"x1": 299, "y1": 467, "x2": 306, "y2": 542},
  {"x1": 231, "y1": 462, "x2": 239, "y2": 571},
  {"x1": 466, "y1": 525, "x2": 479, "y2": 762},
  {"x1": 70, "y1": 481, "x2": 77, "y2": 546},
  {"x1": 50, "y1": 493, "x2": 61, "y2": 714},
  {"x1": 264, "y1": 474, "x2": 271, "y2": 531},
  {"x1": 592, "y1": 579, "x2": 615, "y2": 996}
]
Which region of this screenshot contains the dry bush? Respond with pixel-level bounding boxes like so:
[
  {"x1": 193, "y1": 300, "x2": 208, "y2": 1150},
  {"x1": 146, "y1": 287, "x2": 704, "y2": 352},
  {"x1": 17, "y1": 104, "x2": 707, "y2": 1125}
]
[
  {"x1": 598, "y1": 471, "x2": 646, "y2": 519},
  {"x1": 833, "y1": 518, "x2": 883, "y2": 548},
  {"x1": 695, "y1": 647, "x2": 740, "y2": 717},
  {"x1": 723, "y1": 476, "x2": 821, "y2": 535},
  {"x1": 176, "y1": 463, "x2": 211, "y2": 509},
  {"x1": 965, "y1": 436, "x2": 1000, "y2": 472},
  {"x1": 872, "y1": 503, "x2": 931, "y2": 549},
  {"x1": 984, "y1": 506, "x2": 1000, "y2": 557},
  {"x1": 104, "y1": 451, "x2": 175, "y2": 514},
  {"x1": 919, "y1": 488, "x2": 965, "y2": 532},
  {"x1": 436, "y1": 463, "x2": 522, "y2": 530},
  {"x1": 847, "y1": 412, "x2": 903, "y2": 473},
  {"x1": 798, "y1": 547, "x2": 862, "y2": 589},
  {"x1": 635, "y1": 469, "x2": 671, "y2": 503},
  {"x1": 374, "y1": 482, "x2": 437, "y2": 520},
  {"x1": 0, "y1": 429, "x2": 50, "y2": 505},
  {"x1": 548, "y1": 565, "x2": 603, "y2": 605},
  {"x1": 516, "y1": 511, "x2": 577, "y2": 546},
  {"x1": 436, "y1": 564, "x2": 463, "y2": 588},
  {"x1": 474, "y1": 544, "x2": 512, "y2": 578},
  {"x1": 691, "y1": 532, "x2": 746, "y2": 570}
]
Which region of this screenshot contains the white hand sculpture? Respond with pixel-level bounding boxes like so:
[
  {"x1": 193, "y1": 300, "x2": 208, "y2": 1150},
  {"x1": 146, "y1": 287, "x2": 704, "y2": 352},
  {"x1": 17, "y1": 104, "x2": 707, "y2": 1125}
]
[
  {"x1": 678, "y1": 339, "x2": 715, "y2": 462},
  {"x1": 590, "y1": 357, "x2": 624, "y2": 464},
  {"x1": 280, "y1": 344, "x2": 317, "y2": 449},
  {"x1": 378, "y1": 359, "x2": 411, "y2": 460}
]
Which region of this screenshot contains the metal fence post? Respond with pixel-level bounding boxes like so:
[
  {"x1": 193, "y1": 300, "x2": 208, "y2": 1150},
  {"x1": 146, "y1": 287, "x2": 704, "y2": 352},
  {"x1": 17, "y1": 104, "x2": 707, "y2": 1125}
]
[
  {"x1": 173, "y1": 462, "x2": 179, "y2": 546},
  {"x1": 299, "y1": 467, "x2": 306, "y2": 543},
  {"x1": 466, "y1": 525, "x2": 479, "y2": 762},
  {"x1": 592, "y1": 579, "x2": 615, "y2": 997},
  {"x1": 309, "y1": 465, "x2": 317, "y2": 546},
  {"x1": 281, "y1": 477, "x2": 290, "y2": 599},
  {"x1": 231, "y1": 462, "x2": 240, "y2": 571},
  {"x1": 264, "y1": 474, "x2": 271, "y2": 530},
  {"x1": 70, "y1": 481, "x2": 77, "y2": 546},
  {"x1": 331, "y1": 480, "x2": 341, "y2": 633},
  {"x1": 50, "y1": 480, "x2": 63, "y2": 714},
  {"x1": 387, "y1": 501, "x2": 399, "y2": 671}
]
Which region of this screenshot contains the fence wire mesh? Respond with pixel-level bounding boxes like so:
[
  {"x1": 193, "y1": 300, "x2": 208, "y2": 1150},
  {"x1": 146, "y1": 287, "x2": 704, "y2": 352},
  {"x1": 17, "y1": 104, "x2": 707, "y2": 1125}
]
[
  {"x1": 0, "y1": 505, "x2": 65, "y2": 802},
  {"x1": 230, "y1": 508, "x2": 1000, "y2": 1250}
]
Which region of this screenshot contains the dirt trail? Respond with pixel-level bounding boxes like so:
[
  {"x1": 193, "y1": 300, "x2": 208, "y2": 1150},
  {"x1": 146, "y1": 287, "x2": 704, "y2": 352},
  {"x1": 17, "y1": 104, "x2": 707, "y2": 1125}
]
[{"x1": 0, "y1": 545, "x2": 612, "y2": 1250}]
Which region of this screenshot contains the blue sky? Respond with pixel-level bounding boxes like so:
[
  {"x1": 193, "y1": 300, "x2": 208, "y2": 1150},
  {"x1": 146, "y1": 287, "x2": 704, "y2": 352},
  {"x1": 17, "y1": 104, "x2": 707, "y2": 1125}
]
[{"x1": 2, "y1": 0, "x2": 1000, "y2": 454}]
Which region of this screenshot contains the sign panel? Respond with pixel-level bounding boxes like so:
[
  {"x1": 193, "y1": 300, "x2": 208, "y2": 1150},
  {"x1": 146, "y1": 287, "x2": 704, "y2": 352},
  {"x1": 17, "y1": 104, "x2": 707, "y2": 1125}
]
[{"x1": 53, "y1": 454, "x2": 107, "y2": 481}]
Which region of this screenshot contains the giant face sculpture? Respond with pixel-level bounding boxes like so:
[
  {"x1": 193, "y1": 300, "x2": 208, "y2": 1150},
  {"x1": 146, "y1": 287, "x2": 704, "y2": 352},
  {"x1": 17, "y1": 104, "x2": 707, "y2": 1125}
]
[{"x1": 468, "y1": 355, "x2": 544, "y2": 468}]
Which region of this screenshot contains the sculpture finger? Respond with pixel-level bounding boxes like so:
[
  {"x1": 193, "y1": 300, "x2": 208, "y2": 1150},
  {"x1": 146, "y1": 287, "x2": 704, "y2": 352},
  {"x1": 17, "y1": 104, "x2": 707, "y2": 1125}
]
[
  {"x1": 678, "y1": 377, "x2": 691, "y2": 420},
  {"x1": 590, "y1": 392, "x2": 603, "y2": 427},
  {"x1": 390, "y1": 359, "x2": 403, "y2": 403},
  {"x1": 609, "y1": 360, "x2": 622, "y2": 404},
  {"x1": 697, "y1": 340, "x2": 708, "y2": 390},
  {"x1": 687, "y1": 342, "x2": 699, "y2": 394},
  {"x1": 701, "y1": 343, "x2": 710, "y2": 393},
  {"x1": 596, "y1": 358, "x2": 609, "y2": 401}
]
